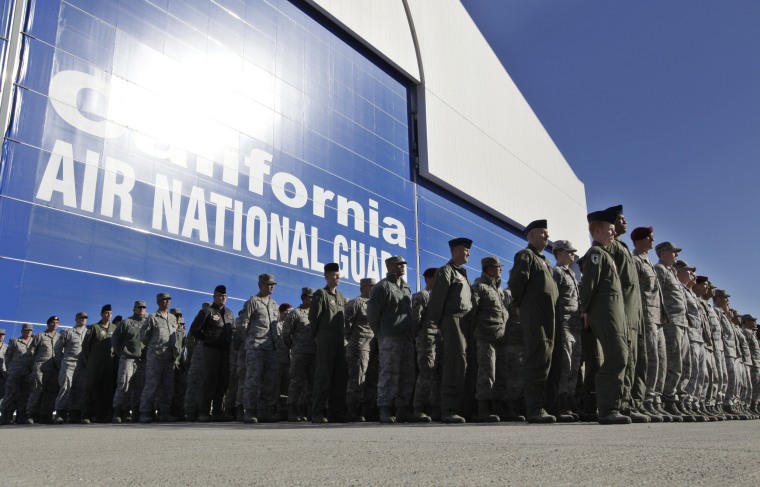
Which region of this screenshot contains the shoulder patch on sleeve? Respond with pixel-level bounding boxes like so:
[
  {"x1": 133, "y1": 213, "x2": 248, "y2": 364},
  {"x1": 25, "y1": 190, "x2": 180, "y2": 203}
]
[{"x1": 591, "y1": 254, "x2": 600, "y2": 265}]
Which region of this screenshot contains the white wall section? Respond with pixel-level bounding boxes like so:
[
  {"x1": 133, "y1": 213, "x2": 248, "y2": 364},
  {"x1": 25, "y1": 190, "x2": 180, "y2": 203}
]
[{"x1": 306, "y1": 0, "x2": 589, "y2": 249}]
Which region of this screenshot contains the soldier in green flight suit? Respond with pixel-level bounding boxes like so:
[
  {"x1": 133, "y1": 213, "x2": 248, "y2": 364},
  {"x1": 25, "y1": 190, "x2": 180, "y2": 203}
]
[
  {"x1": 605, "y1": 205, "x2": 649, "y2": 423},
  {"x1": 508, "y1": 219, "x2": 560, "y2": 423},
  {"x1": 81, "y1": 304, "x2": 118, "y2": 424},
  {"x1": 580, "y1": 210, "x2": 631, "y2": 425},
  {"x1": 310, "y1": 262, "x2": 349, "y2": 423}
]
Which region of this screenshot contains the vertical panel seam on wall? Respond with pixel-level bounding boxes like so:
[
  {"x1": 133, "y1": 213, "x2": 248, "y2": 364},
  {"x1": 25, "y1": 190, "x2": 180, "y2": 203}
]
[
  {"x1": 401, "y1": 0, "x2": 425, "y2": 290},
  {"x1": 0, "y1": 0, "x2": 29, "y2": 141}
]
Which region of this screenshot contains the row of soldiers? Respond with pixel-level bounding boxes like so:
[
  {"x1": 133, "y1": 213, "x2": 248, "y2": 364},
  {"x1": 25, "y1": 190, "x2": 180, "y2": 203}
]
[{"x1": 1, "y1": 205, "x2": 758, "y2": 425}]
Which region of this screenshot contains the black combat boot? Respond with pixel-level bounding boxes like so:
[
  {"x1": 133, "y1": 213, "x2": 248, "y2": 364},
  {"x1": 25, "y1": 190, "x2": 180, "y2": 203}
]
[
  {"x1": 347, "y1": 403, "x2": 365, "y2": 422},
  {"x1": 503, "y1": 400, "x2": 526, "y2": 422},
  {"x1": 641, "y1": 401, "x2": 664, "y2": 423},
  {"x1": 112, "y1": 408, "x2": 123, "y2": 424},
  {"x1": 379, "y1": 406, "x2": 396, "y2": 424},
  {"x1": 396, "y1": 407, "x2": 417, "y2": 423},
  {"x1": 411, "y1": 408, "x2": 432, "y2": 423},
  {"x1": 674, "y1": 401, "x2": 695, "y2": 422},
  {"x1": 477, "y1": 401, "x2": 499, "y2": 423},
  {"x1": 54, "y1": 410, "x2": 67, "y2": 425},
  {"x1": 556, "y1": 394, "x2": 576, "y2": 422},
  {"x1": 598, "y1": 410, "x2": 632, "y2": 425},
  {"x1": 300, "y1": 405, "x2": 310, "y2": 422},
  {"x1": 287, "y1": 404, "x2": 300, "y2": 422},
  {"x1": 258, "y1": 409, "x2": 278, "y2": 423}
]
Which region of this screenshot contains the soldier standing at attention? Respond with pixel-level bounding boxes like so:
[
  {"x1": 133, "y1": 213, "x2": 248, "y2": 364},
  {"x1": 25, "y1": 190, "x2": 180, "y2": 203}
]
[
  {"x1": 239, "y1": 274, "x2": 280, "y2": 424},
  {"x1": 345, "y1": 278, "x2": 376, "y2": 422},
  {"x1": 274, "y1": 303, "x2": 292, "y2": 421},
  {"x1": 1, "y1": 324, "x2": 34, "y2": 424},
  {"x1": 428, "y1": 237, "x2": 473, "y2": 424},
  {"x1": 579, "y1": 211, "x2": 631, "y2": 425},
  {"x1": 170, "y1": 308, "x2": 188, "y2": 421},
  {"x1": 740, "y1": 315, "x2": 760, "y2": 414},
  {"x1": 82, "y1": 304, "x2": 117, "y2": 424},
  {"x1": 605, "y1": 205, "x2": 649, "y2": 423},
  {"x1": 26, "y1": 316, "x2": 60, "y2": 424},
  {"x1": 508, "y1": 220, "x2": 559, "y2": 423},
  {"x1": 53, "y1": 312, "x2": 88, "y2": 424},
  {"x1": 139, "y1": 293, "x2": 179, "y2": 423},
  {"x1": 630, "y1": 227, "x2": 670, "y2": 422},
  {"x1": 676, "y1": 260, "x2": 707, "y2": 421},
  {"x1": 654, "y1": 242, "x2": 692, "y2": 420},
  {"x1": 551, "y1": 241, "x2": 583, "y2": 421},
  {"x1": 412, "y1": 268, "x2": 439, "y2": 422},
  {"x1": 283, "y1": 288, "x2": 316, "y2": 422},
  {"x1": 189, "y1": 286, "x2": 234, "y2": 422},
  {"x1": 111, "y1": 301, "x2": 147, "y2": 423},
  {"x1": 471, "y1": 256, "x2": 509, "y2": 423},
  {"x1": 700, "y1": 283, "x2": 728, "y2": 418},
  {"x1": 368, "y1": 256, "x2": 416, "y2": 424},
  {"x1": 310, "y1": 262, "x2": 349, "y2": 423},
  {"x1": 713, "y1": 289, "x2": 740, "y2": 417}
]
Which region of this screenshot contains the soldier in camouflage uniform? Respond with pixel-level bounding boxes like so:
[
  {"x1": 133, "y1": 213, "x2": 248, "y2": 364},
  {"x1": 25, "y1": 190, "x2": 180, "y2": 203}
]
[
  {"x1": 368, "y1": 256, "x2": 416, "y2": 424},
  {"x1": 471, "y1": 256, "x2": 509, "y2": 422},
  {"x1": 428, "y1": 237, "x2": 473, "y2": 424},
  {"x1": 224, "y1": 309, "x2": 240, "y2": 421},
  {"x1": 344, "y1": 278, "x2": 376, "y2": 421},
  {"x1": 713, "y1": 289, "x2": 740, "y2": 416},
  {"x1": 170, "y1": 308, "x2": 187, "y2": 420},
  {"x1": 503, "y1": 289, "x2": 527, "y2": 421},
  {"x1": 111, "y1": 301, "x2": 147, "y2": 423},
  {"x1": 310, "y1": 263, "x2": 349, "y2": 423},
  {"x1": 654, "y1": 242, "x2": 692, "y2": 420},
  {"x1": 82, "y1": 305, "x2": 117, "y2": 424},
  {"x1": 631, "y1": 227, "x2": 670, "y2": 421},
  {"x1": 232, "y1": 308, "x2": 247, "y2": 421},
  {"x1": 1, "y1": 324, "x2": 34, "y2": 424},
  {"x1": 676, "y1": 261, "x2": 708, "y2": 421},
  {"x1": 741, "y1": 315, "x2": 760, "y2": 413},
  {"x1": 240, "y1": 274, "x2": 280, "y2": 423},
  {"x1": 182, "y1": 319, "x2": 204, "y2": 421},
  {"x1": 734, "y1": 312, "x2": 753, "y2": 415},
  {"x1": 579, "y1": 211, "x2": 631, "y2": 425},
  {"x1": 0, "y1": 329, "x2": 7, "y2": 405},
  {"x1": 139, "y1": 293, "x2": 180, "y2": 423},
  {"x1": 605, "y1": 206, "x2": 648, "y2": 423},
  {"x1": 508, "y1": 220, "x2": 559, "y2": 423},
  {"x1": 551, "y1": 241, "x2": 582, "y2": 421},
  {"x1": 700, "y1": 283, "x2": 728, "y2": 417},
  {"x1": 693, "y1": 277, "x2": 719, "y2": 419},
  {"x1": 283, "y1": 288, "x2": 316, "y2": 421},
  {"x1": 412, "y1": 268, "x2": 440, "y2": 422},
  {"x1": 26, "y1": 316, "x2": 60, "y2": 424},
  {"x1": 53, "y1": 312, "x2": 88, "y2": 423},
  {"x1": 274, "y1": 303, "x2": 292, "y2": 420}
]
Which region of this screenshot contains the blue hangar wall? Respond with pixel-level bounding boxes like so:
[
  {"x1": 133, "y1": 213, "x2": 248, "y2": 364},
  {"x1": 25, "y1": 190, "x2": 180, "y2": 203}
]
[{"x1": 0, "y1": 0, "x2": 529, "y2": 338}]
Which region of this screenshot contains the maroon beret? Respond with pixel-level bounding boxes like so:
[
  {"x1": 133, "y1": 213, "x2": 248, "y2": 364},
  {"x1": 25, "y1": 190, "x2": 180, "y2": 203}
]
[{"x1": 630, "y1": 226, "x2": 653, "y2": 241}]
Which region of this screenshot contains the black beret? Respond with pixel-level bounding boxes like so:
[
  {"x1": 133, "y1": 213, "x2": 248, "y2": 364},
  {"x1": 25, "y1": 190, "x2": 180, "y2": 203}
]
[
  {"x1": 523, "y1": 220, "x2": 547, "y2": 236},
  {"x1": 324, "y1": 262, "x2": 340, "y2": 272},
  {"x1": 214, "y1": 285, "x2": 227, "y2": 295},
  {"x1": 47, "y1": 316, "x2": 59, "y2": 324},
  {"x1": 422, "y1": 267, "x2": 437, "y2": 278},
  {"x1": 101, "y1": 304, "x2": 112, "y2": 313},
  {"x1": 586, "y1": 210, "x2": 616, "y2": 224},
  {"x1": 605, "y1": 205, "x2": 624, "y2": 216},
  {"x1": 448, "y1": 237, "x2": 473, "y2": 249}
]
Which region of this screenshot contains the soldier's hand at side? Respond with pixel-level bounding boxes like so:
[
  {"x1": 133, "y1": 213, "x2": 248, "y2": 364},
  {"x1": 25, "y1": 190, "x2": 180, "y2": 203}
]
[{"x1": 582, "y1": 313, "x2": 589, "y2": 330}]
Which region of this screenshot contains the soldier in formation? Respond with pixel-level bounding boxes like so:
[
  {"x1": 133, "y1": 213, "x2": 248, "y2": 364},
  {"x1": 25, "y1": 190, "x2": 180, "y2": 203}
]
[{"x1": 4, "y1": 208, "x2": 760, "y2": 428}]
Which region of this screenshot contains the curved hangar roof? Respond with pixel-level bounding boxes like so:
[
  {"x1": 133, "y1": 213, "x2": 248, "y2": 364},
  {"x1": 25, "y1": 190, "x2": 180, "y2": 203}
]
[{"x1": 306, "y1": 0, "x2": 589, "y2": 250}]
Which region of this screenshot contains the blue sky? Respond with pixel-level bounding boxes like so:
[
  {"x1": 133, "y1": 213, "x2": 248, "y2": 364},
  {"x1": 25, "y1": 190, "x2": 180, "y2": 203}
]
[{"x1": 461, "y1": 0, "x2": 760, "y2": 316}]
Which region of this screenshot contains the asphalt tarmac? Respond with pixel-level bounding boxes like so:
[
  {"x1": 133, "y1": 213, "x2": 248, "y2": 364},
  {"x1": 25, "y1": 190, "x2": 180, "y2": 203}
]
[{"x1": 2, "y1": 420, "x2": 759, "y2": 486}]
